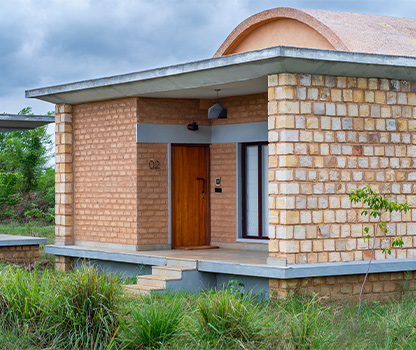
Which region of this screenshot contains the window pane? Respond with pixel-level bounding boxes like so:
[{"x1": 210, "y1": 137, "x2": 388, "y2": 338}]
[
  {"x1": 245, "y1": 145, "x2": 258, "y2": 236},
  {"x1": 261, "y1": 145, "x2": 269, "y2": 237}
]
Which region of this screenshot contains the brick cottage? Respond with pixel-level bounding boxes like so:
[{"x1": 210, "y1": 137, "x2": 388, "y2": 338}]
[{"x1": 26, "y1": 8, "x2": 416, "y2": 299}]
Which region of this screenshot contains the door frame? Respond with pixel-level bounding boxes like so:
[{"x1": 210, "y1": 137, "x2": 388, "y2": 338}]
[{"x1": 170, "y1": 143, "x2": 210, "y2": 248}]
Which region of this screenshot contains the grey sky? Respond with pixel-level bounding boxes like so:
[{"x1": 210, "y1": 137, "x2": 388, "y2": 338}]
[{"x1": 1, "y1": 0, "x2": 416, "y2": 116}]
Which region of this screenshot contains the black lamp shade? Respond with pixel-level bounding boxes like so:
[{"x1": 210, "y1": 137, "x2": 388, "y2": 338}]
[{"x1": 208, "y1": 102, "x2": 227, "y2": 119}]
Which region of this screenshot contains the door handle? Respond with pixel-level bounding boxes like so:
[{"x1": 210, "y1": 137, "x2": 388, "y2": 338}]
[{"x1": 196, "y1": 177, "x2": 205, "y2": 194}]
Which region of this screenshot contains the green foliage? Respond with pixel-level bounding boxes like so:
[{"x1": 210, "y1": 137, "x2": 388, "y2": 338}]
[
  {"x1": 349, "y1": 184, "x2": 409, "y2": 254},
  {"x1": 50, "y1": 266, "x2": 122, "y2": 349},
  {"x1": 277, "y1": 292, "x2": 334, "y2": 350},
  {"x1": 0, "y1": 265, "x2": 54, "y2": 328},
  {"x1": 121, "y1": 293, "x2": 184, "y2": 349},
  {"x1": 36, "y1": 167, "x2": 55, "y2": 209},
  {"x1": 0, "y1": 172, "x2": 22, "y2": 205},
  {"x1": 194, "y1": 288, "x2": 266, "y2": 346},
  {"x1": 349, "y1": 184, "x2": 409, "y2": 323},
  {"x1": 0, "y1": 107, "x2": 55, "y2": 223}
]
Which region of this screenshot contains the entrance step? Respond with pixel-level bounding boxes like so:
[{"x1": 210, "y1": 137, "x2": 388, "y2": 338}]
[
  {"x1": 166, "y1": 258, "x2": 198, "y2": 269},
  {"x1": 136, "y1": 274, "x2": 179, "y2": 289},
  {"x1": 123, "y1": 284, "x2": 164, "y2": 295},
  {"x1": 152, "y1": 265, "x2": 195, "y2": 278},
  {"x1": 122, "y1": 260, "x2": 198, "y2": 295}
]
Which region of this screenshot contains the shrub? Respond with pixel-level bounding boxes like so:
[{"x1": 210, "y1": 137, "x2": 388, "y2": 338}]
[
  {"x1": 193, "y1": 288, "x2": 266, "y2": 346},
  {"x1": 0, "y1": 172, "x2": 22, "y2": 205},
  {"x1": 49, "y1": 266, "x2": 123, "y2": 349},
  {"x1": 276, "y1": 291, "x2": 335, "y2": 350},
  {"x1": 121, "y1": 293, "x2": 184, "y2": 349},
  {"x1": 0, "y1": 265, "x2": 57, "y2": 347}
]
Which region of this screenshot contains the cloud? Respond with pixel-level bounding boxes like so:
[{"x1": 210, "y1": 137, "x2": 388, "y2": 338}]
[{"x1": 0, "y1": 0, "x2": 415, "y2": 115}]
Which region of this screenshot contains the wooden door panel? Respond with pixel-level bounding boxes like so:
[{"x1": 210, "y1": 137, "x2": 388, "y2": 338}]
[{"x1": 171, "y1": 145, "x2": 209, "y2": 247}]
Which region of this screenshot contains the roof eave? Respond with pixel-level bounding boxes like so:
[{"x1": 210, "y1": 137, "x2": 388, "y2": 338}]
[
  {"x1": 0, "y1": 114, "x2": 55, "y2": 131},
  {"x1": 26, "y1": 46, "x2": 416, "y2": 105}
]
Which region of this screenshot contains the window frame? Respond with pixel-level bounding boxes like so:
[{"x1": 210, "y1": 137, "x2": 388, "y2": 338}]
[{"x1": 241, "y1": 141, "x2": 269, "y2": 240}]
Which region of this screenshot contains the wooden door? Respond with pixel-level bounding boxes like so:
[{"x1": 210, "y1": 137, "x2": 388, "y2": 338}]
[{"x1": 171, "y1": 145, "x2": 209, "y2": 248}]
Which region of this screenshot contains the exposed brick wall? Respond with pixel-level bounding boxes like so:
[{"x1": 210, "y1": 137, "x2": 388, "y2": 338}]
[
  {"x1": 72, "y1": 98, "x2": 138, "y2": 246},
  {"x1": 137, "y1": 98, "x2": 209, "y2": 125},
  {"x1": 268, "y1": 73, "x2": 416, "y2": 265},
  {"x1": 137, "y1": 143, "x2": 169, "y2": 246},
  {"x1": 212, "y1": 93, "x2": 268, "y2": 125},
  {"x1": 137, "y1": 94, "x2": 267, "y2": 126},
  {"x1": 210, "y1": 143, "x2": 237, "y2": 243},
  {"x1": 0, "y1": 245, "x2": 40, "y2": 264},
  {"x1": 270, "y1": 271, "x2": 415, "y2": 302}
]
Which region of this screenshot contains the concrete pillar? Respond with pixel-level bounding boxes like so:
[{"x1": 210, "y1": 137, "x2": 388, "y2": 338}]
[{"x1": 55, "y1": 104, "x2": 74, "y2": 246}]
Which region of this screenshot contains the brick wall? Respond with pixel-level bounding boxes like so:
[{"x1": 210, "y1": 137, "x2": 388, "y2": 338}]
[
  {"x1": 72, "y1": 98, "x2": 138, "y2": 246},
  {"x1": 137, "y1": 143, "x2": 169, "y2": 246},
  {"x1": 268, "y1": 73, "x2": 416, "y2": 265},
  {"x1": 137, "y1": 98, "x2": 208, "y2": 125},
  {"x1": 270, "y1": 271, "x2": 415, "y2": 302},
  {"x1": 210, "y1": 143, "x2": 237, "y2": 243},
  {"x1": 0, "y1": 245, "x2": 40, "y2": 264},
  {"x1": 213, "y1": 93, "x2": 268, "y2": 125}
]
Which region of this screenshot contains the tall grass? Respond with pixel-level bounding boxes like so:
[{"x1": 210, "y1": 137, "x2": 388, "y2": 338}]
[
  {"x1": 49, "y1": 266, "x2": 123, "y2": 349},
  {"x1": 121, "y1": 293, "x2": 184, "y2": 349},
  {"x1": 1, "y1": 264, "x2": 416, "y2": 349},
  {"x1": 190, "y1": 288, "x2": 267, "y2": 348},
  {"x1": 275, "y1": 292, "x2": 337, "y2": 350},
  {"x1": 0, "y1": 264, "x2": 58, "y2": 347}
]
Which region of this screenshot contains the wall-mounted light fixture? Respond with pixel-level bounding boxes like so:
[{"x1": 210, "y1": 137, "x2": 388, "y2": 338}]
[
  {"x1": 187, "y1": 121, "x2": 199, "y2": 131},
  {"x1": 208, "y1": 89, "x2": 227, "y2": 119}
]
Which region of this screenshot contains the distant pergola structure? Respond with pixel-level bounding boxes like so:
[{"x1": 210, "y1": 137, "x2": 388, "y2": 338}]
[{"x1": 0, "y1": 114, "x2": 54, "y2": 132}]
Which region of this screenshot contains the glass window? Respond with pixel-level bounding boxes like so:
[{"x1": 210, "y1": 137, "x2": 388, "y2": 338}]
[{"x1": 241, "y1": 142, "x2": 268, "y2": 239}]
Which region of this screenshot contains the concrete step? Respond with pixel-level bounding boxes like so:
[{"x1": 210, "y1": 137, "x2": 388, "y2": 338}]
[
  {"x1": 123, "y1": 284, "x2": 164, "y2": 295},
  {"x1": 152, "y1": 265, "x2": 196, "y2": 278},
  {"x1": 166, "y1": 258, "x2": 198, "y2": 269},
  {"x1": 136, "y1": 274, "x2": 180, "y2": 288}
]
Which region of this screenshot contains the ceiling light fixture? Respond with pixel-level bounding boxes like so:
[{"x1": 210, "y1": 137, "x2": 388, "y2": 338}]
[{"x1": 208, "y1": 89, "x2": 227, "y2": 119}]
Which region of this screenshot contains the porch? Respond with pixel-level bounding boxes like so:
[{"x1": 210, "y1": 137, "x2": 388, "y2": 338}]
[{"x1": 46, "y1": 244, "x2": 416, "y2": 296}]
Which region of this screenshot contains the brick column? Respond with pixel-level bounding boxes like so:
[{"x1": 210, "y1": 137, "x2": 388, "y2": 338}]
[{"x1": 55, "y1": 104, "x2": 74, "y2": 247}]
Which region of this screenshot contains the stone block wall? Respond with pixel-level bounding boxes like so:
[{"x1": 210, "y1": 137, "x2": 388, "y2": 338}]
[
  {"x1": 270, "y1": 271, "x2": 416, "y2": 302},
  {"x1": 55, "y1": 104, "x2": 74, "y2": 245},
  {"x1": 268, "y1": 73, "x2": 416, "y2": 265}
]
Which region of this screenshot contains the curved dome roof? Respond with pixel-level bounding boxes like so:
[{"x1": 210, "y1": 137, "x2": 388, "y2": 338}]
[{"x1": 214, "y1": 8, "x2": 416, "y2": 57}]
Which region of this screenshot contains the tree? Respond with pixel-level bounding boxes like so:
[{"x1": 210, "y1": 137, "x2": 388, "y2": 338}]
[
  {"x1": 0, "y1": 107, "x2": 53, "y2": 193},
  {"x1": 349, "y1": 184, "x2": 409, "y2": 323}
]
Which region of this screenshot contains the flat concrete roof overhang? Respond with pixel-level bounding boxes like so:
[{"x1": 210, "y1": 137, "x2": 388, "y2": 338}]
[
  {"x1": 26, "y1": 46, "x2": 416, "y2": 105},
  {"x1": 0, "y1": 114, "x2": 55, "y2": 132}
]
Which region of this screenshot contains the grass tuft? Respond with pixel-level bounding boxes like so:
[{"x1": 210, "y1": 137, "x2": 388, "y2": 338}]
[
  {"x1": 48, "y1": 265, "x2": 123, "y2": 350},
  {"x1": 191, "y1": 288, "x2": 267, "y2": 348},
  {"x1": 121, "y1": 293, "x2": 184, "y2": 349}
]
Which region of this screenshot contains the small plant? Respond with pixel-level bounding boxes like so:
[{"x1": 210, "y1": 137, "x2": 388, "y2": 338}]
[
  {"x1": 24, "y1": 204, "x2": 44, "y2": 236},
  {"x1": 121, "y1": 293, "x2": 183, "y2": 349},
  {"x1": 349, "y1": 184, "x2": 409, "y2": 323},
  {"x1": 227, "y1": 277, "x2": 245, "y2": 297}
]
